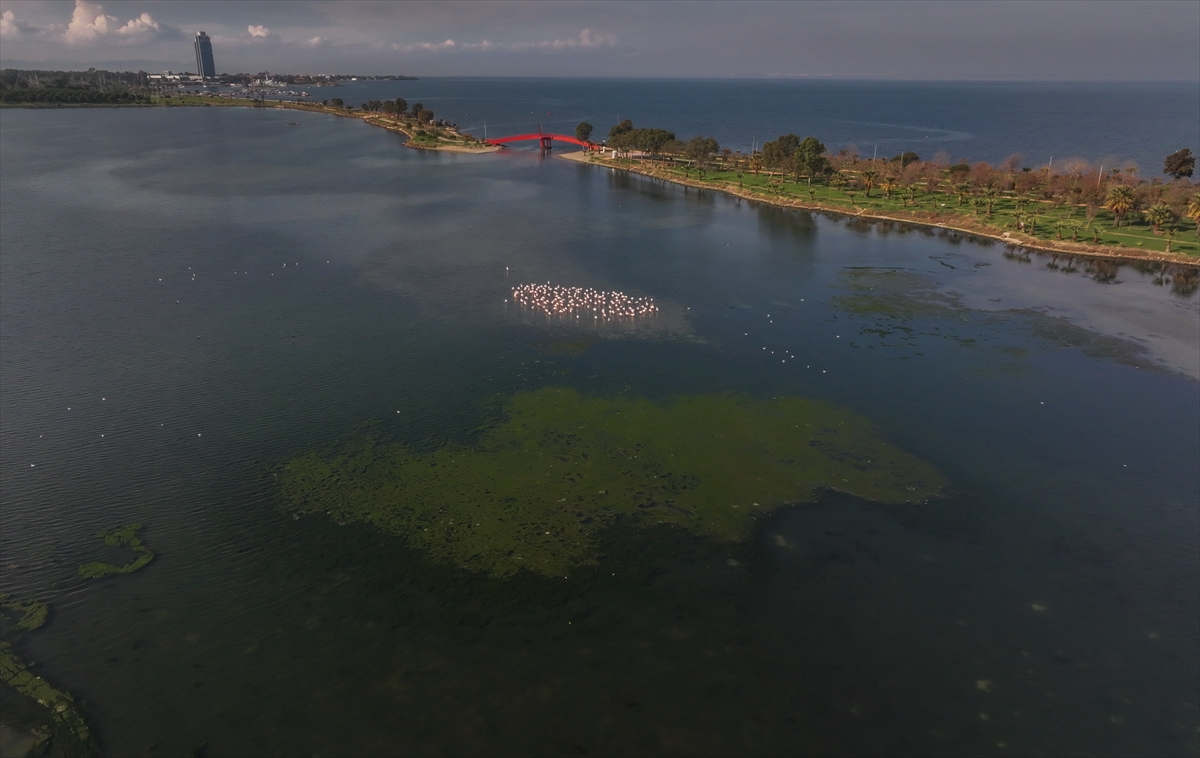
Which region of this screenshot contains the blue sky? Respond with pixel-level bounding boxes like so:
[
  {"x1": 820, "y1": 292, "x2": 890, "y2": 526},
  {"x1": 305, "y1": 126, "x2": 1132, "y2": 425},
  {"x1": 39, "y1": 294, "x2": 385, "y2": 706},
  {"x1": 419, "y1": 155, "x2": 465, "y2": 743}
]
[{"x1": 1, "y1": 0, "x2": 1197, "y2": 79}]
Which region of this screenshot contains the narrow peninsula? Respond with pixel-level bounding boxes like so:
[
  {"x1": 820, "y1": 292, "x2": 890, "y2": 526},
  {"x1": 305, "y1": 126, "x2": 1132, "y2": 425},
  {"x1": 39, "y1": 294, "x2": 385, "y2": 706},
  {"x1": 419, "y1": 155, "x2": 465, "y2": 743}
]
[{"x1": 558, "y1": 126, "x2": 1199, "y2": 267}]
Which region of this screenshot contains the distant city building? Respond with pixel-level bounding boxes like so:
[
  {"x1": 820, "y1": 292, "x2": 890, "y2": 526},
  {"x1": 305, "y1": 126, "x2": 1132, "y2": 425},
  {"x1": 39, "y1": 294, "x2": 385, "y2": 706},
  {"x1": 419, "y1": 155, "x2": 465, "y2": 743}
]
[{"x1": 194, "y1": 31, "x2": 216, "y2": 79}]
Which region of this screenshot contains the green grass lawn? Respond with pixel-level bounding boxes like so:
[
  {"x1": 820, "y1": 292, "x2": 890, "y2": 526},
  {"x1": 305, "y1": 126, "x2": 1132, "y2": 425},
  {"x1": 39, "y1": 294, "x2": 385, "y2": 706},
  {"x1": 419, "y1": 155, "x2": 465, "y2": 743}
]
[{"x1": 634, "y1": 163, "x2": 1199, "y2": 257}]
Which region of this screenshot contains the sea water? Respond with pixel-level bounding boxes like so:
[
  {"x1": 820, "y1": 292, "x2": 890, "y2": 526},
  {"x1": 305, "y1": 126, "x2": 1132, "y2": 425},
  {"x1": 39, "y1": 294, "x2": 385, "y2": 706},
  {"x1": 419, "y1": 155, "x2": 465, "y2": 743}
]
[
  {"x1": 317, "y1": 77, "x2": 1198, "y2": 169},
  {"x1": 1, "y1": 93, "x2": 1197, "y2": 756}
]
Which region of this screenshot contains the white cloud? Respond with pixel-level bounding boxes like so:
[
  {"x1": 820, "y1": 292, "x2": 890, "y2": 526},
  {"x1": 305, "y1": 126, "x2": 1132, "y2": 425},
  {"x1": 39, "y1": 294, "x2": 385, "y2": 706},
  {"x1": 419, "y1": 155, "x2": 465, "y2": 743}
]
[
  {"x1": 393, "y1": 38, "x2": 457, "y2": 52},
  {"x1": 247, "y1": 24, "x2": 272, "y2": 39},
  {"x1": 535, "y1": 29, "x2": 616, "y2": 50},
  {"x1": 56, "y1": 1, "x2": 177, "y2": 44},
  {"x1": 304, "y1": 36, "x2": 330, "y2": 48},
  {"x1": 393, "y1": 30, "x2": 615, "y2": 54},
  {"x1": 0, "y1": 10, "x2": 19, "y2": 37},
  {"x1": 117, "y1": 13, "x2": 160, "y2": 37},
  {"x1": 65, "y1": 0, "x2": 115, "y2": 42}
]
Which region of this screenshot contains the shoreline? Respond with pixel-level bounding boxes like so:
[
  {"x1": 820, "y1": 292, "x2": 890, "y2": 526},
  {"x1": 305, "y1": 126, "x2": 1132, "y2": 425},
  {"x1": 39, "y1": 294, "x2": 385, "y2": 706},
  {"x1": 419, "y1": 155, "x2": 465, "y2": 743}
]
[
  {"x1": 261, "y1": 100, "x2": 502, "y2": 153},
  {"x1": 557, "y1": 151, "x2": 1199, "y2": 268},
  {"x1": 5, "y1": 100, "x2": 1193, "y2": 265},
  {"x1": 1, "y1": 98, "x2": 500, "y2": 153},
  {"x1": 358, "y1": 111, "x2": 499, "y2": 153}
]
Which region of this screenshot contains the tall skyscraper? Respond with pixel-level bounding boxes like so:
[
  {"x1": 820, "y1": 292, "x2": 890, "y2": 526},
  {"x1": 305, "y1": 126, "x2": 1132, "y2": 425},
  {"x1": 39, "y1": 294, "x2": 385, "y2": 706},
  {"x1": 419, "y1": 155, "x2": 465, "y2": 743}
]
[{"x1": 194, "y1": 31, "x2": 216, "y2": 79}]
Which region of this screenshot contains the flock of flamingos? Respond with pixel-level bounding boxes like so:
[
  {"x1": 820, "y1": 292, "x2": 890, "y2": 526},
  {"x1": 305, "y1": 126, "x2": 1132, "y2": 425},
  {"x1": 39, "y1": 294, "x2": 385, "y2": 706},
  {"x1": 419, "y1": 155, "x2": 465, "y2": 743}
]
[{"x1": 512, "y1": 283, "x2": 659, "y2": 322}]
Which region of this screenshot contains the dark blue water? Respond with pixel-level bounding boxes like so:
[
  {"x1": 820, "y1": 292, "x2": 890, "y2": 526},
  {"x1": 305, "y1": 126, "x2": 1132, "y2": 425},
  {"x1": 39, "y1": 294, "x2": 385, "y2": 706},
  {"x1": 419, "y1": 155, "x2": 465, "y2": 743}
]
[
  {"x1": 321, "y1": 78, "x2": 1198, "y2": 170},
  {"x1": 1, "y1": 99, "x2": 1197, "y2": 757}
]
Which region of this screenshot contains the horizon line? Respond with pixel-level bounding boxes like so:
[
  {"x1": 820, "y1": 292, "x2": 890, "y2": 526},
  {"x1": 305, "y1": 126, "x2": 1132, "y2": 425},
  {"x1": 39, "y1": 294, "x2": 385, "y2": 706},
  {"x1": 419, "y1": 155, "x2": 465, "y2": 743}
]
[{"x1": 0, "y1": 63, "x2": 1197, "y2": 84}]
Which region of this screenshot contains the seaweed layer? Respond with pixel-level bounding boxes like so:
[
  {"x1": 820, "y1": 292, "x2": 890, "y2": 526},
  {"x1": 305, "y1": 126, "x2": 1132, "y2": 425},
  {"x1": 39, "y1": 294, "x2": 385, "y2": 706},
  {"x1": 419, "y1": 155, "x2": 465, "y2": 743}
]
[
  {"x1": 76, "y1": 523, "x2": 154, "y2": 579},
  {"x1": 1, "y1": 525, "x2": 154, "y2": 755},
  {"x1": 0, "y1": 640, "x2": 95, "y2": 755},
  {"x1": 277, "y1": 388, "x2": 946, "y2": 578},
  {"x1": 0, "y1": 594, "x2": 48, "y2": 631}
]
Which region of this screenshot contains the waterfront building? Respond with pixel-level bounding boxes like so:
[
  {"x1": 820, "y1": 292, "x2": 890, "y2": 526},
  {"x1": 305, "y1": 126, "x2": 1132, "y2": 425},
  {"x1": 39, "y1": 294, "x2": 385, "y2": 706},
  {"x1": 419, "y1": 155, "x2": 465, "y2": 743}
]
[{"x1": 194, "y1": 31, "x2": 216, "y2": 79}]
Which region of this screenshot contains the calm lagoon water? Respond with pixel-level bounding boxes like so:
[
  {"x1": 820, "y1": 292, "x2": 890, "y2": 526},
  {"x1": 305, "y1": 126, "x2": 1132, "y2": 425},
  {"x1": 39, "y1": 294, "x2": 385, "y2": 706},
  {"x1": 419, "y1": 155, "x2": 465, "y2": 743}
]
[{"x1": 1, "y1": 99, "x2": 1198, "y2": 757}]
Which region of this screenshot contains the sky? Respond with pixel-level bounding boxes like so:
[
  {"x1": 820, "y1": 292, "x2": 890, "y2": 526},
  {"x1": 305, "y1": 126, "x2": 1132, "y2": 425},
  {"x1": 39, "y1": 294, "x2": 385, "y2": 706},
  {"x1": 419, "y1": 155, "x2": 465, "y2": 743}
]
[{"x1": 1, "y1": 0, "x2": 1197, "y2": 80}]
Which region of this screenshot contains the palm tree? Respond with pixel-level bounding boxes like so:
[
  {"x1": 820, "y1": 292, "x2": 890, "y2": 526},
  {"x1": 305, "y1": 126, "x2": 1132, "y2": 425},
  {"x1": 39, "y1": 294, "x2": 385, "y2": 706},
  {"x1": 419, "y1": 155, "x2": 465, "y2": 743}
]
[
  {"x1": 829, "y1": 172, "x2": 846, "y2": 192},
  {"x1": 1017, "y1": 196, "x2": 1045, "y2": 234},
  {"x1": 1105, "y1": 185, "x2": 1135, "y2": 228},
  {"x1": 905, "y1": 184, "x2": 919, "y2": 207},
  {"x1": 1015, "y1": 210, "x2": 1038, "y2": 235},
  {"x1": 881, "y1": 175, "x2": 898, "y2": 200},
  {"x1": 982, "y1": 187, "x2": 998, "y2": 218},
  {"x1": 1142, "y1": 203, "x2": 1176, "y2": 234},
  {"x1": 953, "y1": 182, "x2": 972, "y2": 206},
  {"x1": 1014, "y1": 210, "x2": 1029, "y2": 233},
  {"x1": 1187, "y1": 193, "x2": 1200, "y2": 237},
  {"x1": 1164, "y1": 225, "x2": 1177, "y2": 254},
  {"x1": 861, "y1": 169, "x2": 878, "y2": 198}
]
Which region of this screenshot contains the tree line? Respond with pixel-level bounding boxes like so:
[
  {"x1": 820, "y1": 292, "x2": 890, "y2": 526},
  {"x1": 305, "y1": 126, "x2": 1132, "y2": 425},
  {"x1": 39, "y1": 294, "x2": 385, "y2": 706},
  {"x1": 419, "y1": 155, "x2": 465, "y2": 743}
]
[
  {"x1": 1, "y1": 68, "x2": 157, "y2": 102},
  {"x1": 585, "y1": 118, "x2": 1198, "y2": 246},
  {"x1": 1, "y1": 68, "x2": 150, "y2": 90},
  {"x1": 0, "y1": 88, "x2": 149, "y2": 104},
  {"x1": 324, "y1": 96, "x2": 436, "y2": 124}
]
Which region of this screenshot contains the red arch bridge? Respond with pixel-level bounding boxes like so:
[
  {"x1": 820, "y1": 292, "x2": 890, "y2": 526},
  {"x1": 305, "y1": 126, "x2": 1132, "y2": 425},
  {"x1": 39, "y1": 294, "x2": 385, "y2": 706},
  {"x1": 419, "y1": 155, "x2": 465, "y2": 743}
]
[{"x1": 486, "y1": 131, "x2": 600, "y2": 150}]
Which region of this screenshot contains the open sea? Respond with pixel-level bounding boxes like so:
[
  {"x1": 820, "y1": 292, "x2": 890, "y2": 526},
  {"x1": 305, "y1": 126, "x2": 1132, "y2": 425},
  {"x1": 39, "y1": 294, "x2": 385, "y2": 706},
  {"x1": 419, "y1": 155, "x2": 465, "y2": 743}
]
[
  {"x1": 310, "y1": 77, "x2": 1198, "y2": 169},
  {"x1": 1, "y1": 79, "x2": 1198, "y2": 757}
]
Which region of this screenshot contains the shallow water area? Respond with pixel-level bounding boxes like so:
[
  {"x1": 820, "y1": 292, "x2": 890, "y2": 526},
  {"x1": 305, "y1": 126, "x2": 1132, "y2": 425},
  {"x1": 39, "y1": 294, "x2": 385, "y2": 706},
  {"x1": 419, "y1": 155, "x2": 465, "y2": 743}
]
[
  {"x1": 1, "y1": 103, "x2": 1197, "y2": 757},
  {"x1": 278, "y1": 387, "x2": 946, "y2": 578}
]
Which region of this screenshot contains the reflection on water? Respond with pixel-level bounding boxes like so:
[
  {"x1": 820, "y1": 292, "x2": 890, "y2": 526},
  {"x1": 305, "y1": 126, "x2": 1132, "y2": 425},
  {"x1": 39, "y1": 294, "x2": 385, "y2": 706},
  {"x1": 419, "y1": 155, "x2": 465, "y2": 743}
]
[
  {"x1": 1, "y1": 107, "x2": 1197, "y2": 757},
  {"x1": 756, "y1": 205, "x2": 819, "y2": 245},
  {"x1": 829, "y1": 267, "x2": 1163, "y2": 373}
]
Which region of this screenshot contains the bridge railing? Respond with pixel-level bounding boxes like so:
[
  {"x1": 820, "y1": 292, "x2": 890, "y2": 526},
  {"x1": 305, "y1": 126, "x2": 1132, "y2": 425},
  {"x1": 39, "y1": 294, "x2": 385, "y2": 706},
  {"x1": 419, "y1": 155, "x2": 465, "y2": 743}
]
[{"x1": 486, "y1": 133, "x2": 602, "y2": 150}]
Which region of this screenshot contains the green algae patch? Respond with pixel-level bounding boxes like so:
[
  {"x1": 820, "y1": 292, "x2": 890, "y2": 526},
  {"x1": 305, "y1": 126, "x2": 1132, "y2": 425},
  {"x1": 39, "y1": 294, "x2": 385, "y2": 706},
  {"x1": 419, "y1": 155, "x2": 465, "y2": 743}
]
[
  {"x1": 0, "y1": 594, "x2": 48, "y2": 631},
  {"x1": 277, "y1": 388, "x2": 945, "y2": 578},
  {"x1": 0, "y1": 640, "x2": 96, "y2": 756},
  {"x1": 76, "y1": 523, "x2": 154, "y2": 579},
  {"x1": 831, "y1": 268, "x2": 969, "y2": 321}
]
